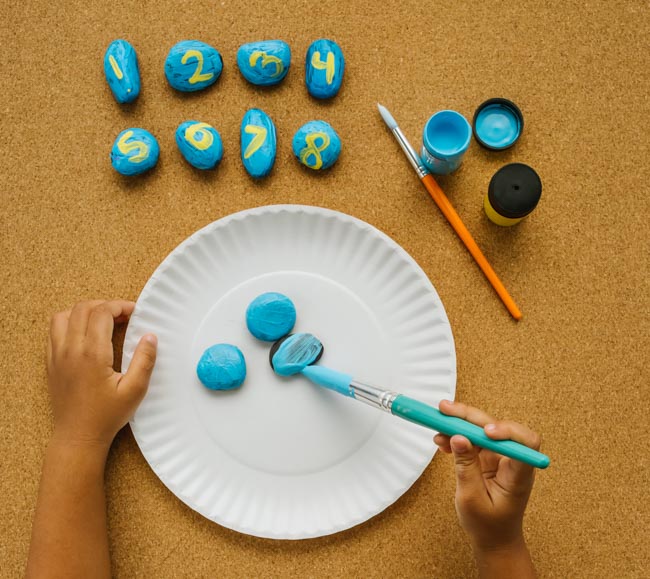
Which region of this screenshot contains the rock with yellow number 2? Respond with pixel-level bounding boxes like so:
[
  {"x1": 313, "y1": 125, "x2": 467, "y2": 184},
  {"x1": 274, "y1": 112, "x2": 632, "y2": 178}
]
[
  {"x1": 292, "y1": 120, "x2": 341, "y2": 171},
  {"x1": 237, "y1": 40, "x2": 291, "y2": 87},
  {"x1": 176, "y1": 121, "x2": 224, "y2": 170}
]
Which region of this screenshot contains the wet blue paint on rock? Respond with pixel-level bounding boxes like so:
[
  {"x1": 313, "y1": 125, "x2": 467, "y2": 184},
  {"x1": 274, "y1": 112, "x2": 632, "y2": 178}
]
[
  {"x1": 305, "y1": 38, "x2": 344, "y2": 99},
  {"x1": 246, "y1": 292, "x2": 296, "y2": 341},
  {"x1": 110, "y1": 128, "x2": 159, "y2": 176},
  {"x1": 165, "y1": 40, "x2": 222, "y2": 92},
  {"x1": 240, "y1": 108, "x2": 277, "y2": 178},
  {"x1": 175, "y1": 120, "x2": 223, "y2": 170},
  {"x1": 196, "y1": 344, "x2": 247, "y2": 390},
  {"x1": 292, "y1": 120, "x2": 341, "y2": 171},
  {"x1": 237, "y1": 40, "x2": 291, "y2": 86},
  {"x1": 104, "y1": 39, "x2": 141, "y2": 103}
]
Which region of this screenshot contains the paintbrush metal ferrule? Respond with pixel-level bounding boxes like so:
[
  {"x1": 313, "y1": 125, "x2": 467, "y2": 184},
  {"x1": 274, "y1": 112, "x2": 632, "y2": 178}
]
[
  {"x1": 391, "y1": 126, "x2": 428, "y2": 178},
  {"x1": 350, "y1": 380, "x2": 398, "y2": 412}
]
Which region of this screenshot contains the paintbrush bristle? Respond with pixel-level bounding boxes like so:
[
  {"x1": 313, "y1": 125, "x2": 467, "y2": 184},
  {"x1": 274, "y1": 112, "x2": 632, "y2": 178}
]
[{"x1": 377, "y1": 103, "x2": 398, "y2": 130}]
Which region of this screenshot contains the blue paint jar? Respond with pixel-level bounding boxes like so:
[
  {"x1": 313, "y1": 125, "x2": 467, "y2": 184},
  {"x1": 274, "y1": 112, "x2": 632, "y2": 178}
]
[{"x1": 420, "y1": 110, "x2": 472, "y2": 175}]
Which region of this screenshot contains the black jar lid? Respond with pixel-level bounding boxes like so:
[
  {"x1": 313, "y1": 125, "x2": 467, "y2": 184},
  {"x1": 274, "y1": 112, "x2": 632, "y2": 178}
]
[
  {"x1": 488, "y1": 163, "x2": 542, "y2": 219},
  {"x1": 473, "y1": 98, "x2": 524, "y2": 150}
]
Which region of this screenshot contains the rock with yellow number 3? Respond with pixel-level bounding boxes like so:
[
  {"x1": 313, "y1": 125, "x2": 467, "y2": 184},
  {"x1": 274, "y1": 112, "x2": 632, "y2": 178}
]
[{"x1": 237, "y1": 40, "x2": 291, "y2": 86}]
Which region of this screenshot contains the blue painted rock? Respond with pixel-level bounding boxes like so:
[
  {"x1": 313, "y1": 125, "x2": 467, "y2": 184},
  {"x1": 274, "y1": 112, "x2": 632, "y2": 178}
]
[
  {"x1": 175, "y1": 121, "x2": 223, "y2": 170},
  {"x1": 164, "y1": 40, "x2": 222, "y2": 92},
  {"x1": 110, "y1": 128, "x2": 159, "y2": 176},
  {"x1": 246, "y1": 292, "x2": 296, "y2": 341},
  {"x1": 237, "y1": 40, "x2": 291, "y2": 86},
  {"x1": 292, "y1": 120, "x2": 341, "y2": 170},
  {"x1": 240, "y1": 108, "x2": 277, "y2": 178},
  {"x1": 196, "y1": 344, "x2": 246, "y2": 390},
  {"x1": 305, "y1": 38, "x2": 344, "y2": 99},
  {"x1": 104, "y1": 39, "x2": 140, "y2": 103}
]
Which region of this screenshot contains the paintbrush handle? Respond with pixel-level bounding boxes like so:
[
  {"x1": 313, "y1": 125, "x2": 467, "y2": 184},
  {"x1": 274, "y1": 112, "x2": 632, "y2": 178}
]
[
  {"x1": 391, "y1": 395, "x2": 549, "y2": 469},
  {"x1": 420, "y1": 174, "x2": 522, "y2": 321}
]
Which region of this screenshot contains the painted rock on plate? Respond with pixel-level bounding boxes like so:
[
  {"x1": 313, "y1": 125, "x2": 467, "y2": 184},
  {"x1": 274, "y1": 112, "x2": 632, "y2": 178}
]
[
  {"x1": 292, "y1": 120, "x2": 341, "y2": 170},
  {"x1": 110, "y1": 128, "x2": 159, "y2": 176},
  {"x1": 164, "y1": 40, "x2": 222, "y2": 92},
  {"x1": 240, "y1": 108, "x2": 277, "y2": 178},
  {"x1": 237, "y1": 40, "x2": 291, "y2": 86},
  {"x1": 175, "y1": 121, "x2": 223, "y2": 170},
  {"x1": 104, "y1": 39, "x2": 140, "y2": 103},
  {"x1": 305, "y1": 38, "x2": 344, "y2": 99},
  {"x1": 196, "y1": 344, "x2": 247, "y2": 391}
]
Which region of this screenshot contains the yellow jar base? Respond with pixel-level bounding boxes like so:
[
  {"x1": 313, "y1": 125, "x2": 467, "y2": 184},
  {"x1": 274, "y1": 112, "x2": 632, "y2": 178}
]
[{"x1": 484, "y1": 195, "x2": 524, "y2": 226}]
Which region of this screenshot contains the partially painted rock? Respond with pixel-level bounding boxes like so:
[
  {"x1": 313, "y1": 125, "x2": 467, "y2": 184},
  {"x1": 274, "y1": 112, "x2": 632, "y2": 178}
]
[
  {"x1": 292, "y1": 120, "x2": 341, "y2": 170},
  {"x1": 237, "y1": 40, "x2": 291, "y2": 86},
  {"x1": 175, "y1": 121, "x2": 223, "y2": 170},
  {"x1": 305, "y1": 38, "x2": 344, "y2": 99},
  {"x1": 164, "y1": 40, "x2": 222, "y2": 92},
  {"x1": 240, "y1": 108, "x2": 276, "y2": 178},
  {"x1": 110, "y1": 128, "x2": 159, "y2": 176},
  {"x1": 104, "y1": 39, "x2": 140, "y2": 103}
]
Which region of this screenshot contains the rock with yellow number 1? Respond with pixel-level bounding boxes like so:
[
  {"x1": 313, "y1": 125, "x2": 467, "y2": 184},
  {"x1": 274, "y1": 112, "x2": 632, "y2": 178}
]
[
  {"x1": 104, "y1": 39, "x2": 141, "y2": 103},
  {"x1": 237, "y1": 40, "x2": 291, "y2": 86}
]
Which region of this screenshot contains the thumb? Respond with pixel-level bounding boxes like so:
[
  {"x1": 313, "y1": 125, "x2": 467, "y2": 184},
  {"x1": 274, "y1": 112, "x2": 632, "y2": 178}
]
[
  {"x1": 119, "y1": 334, "x2": 157, "y2": 403},
  {"x1": 450, "y1": 435, "x2": 485, "y2": 498}
]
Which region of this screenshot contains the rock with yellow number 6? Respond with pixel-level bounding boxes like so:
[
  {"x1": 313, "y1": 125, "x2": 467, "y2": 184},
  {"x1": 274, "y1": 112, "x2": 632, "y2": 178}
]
[
  {"x1": 305, "y1": 38, "x2": 344, "y2": 99},
  {"x1": 292, "y1": 120, "x2": 341, "y2": 171},
  {"x1": 110, "y1": 128, "x2": 159, "y2": 176},
  {"x1": 237, "y1": 40, "x2": 291, "y2": 86},
  {"x1": 176, "y1": 121, "x2": 223, "y2": 170}
]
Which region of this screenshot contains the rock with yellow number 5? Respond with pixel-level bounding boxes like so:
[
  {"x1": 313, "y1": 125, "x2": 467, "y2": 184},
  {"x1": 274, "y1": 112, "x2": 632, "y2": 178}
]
[{"x1": 110, "y1": 128, "x2": 159, "y2": 176}]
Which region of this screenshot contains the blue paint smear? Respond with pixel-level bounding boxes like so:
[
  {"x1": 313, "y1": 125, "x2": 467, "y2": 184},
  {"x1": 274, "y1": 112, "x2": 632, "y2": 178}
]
[
  {"x1": 164, "y1": 40, "x2": 222, "y2": 92},
  {"x1": 197, "y1": 344, "x2": 246, "y2": 390},
  {"x1": 104, "y1": 39, "x2": 140, "y2": 104},
  {"x1": 237, "y1": 40, "x2": 291, "y2": 86},
  {"x1": 474, "y1": 104, "x2": 521, "y2": 149},
  {"x1": 271, "y1": 333, "x2": 322, "y2": 376},
  {"x1": 305, "y1": 38, "x2": 344, "y2": 99},
  {"x1": 292, "y1": 120, "x2": 341, "y2": 171},
  {"x1": 241, "y1": 108, "x2": 277, "y2": 178},
  {"x1": 110, "y1": 128, "x2": 159, "y2": 176},
  {"x1": 246, "y1": 292, "x2": 296, "y2": 341},
  {"x1": 175, "y1": 120, "x2": 223, "y2": 170},
  {"x1": 301, "y1": 365, "x2": 354, "y2": 397}
]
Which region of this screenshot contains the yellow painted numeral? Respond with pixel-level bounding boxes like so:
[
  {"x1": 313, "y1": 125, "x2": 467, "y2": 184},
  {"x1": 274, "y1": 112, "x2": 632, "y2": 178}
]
[
  {"x1": 249, "y1": 51, "x2": 284, "y2": 78},
  {"x1": 185, "y1": 123, "x2": 214, "y2": 150},
  {"x1": 181, "y1": 50, "x2": 214, "y2": 84},
  {"x1": 108, "y1": 55, "x2": 124, "y2": 79},
  {"x1": 300, "y1": 132, "x2": 330, "y2": 170},
  {"x1": 243, "y1": 125, "x2": 267, "y2": 159},
  {"x1": 117, "y1": 131, "x2": 148, "y2": 163},
  {"x1": 311, "y1": 51, "x2": 335, "y2": 84}
]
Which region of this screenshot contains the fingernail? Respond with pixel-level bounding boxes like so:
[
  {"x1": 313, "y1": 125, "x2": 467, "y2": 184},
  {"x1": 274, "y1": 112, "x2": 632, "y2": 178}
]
[
  {"x1": 485, "y1": 424, "x2": 496, "y2": 433},
  {"x1": 145, "y1": 334, "x2": 157, "y2": 346}
]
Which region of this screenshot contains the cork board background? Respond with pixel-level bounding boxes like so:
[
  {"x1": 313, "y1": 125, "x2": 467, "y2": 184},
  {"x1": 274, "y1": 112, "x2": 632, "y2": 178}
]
[{"x1": 1, "y1": 0, "x2": 648, "y2": 576}]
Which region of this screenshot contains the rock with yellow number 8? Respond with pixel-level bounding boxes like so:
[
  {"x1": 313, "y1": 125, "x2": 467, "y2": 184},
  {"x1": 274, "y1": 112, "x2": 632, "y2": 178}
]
[
  {"x1": 305, "y1": 38, "x2": 344, "y2": 99},
  {"x1": 292, "y1": 120, "x2": 341, "y2": 171},
  {"x1": 237, "y1": 40, "x2": 291, "y2": 87}
]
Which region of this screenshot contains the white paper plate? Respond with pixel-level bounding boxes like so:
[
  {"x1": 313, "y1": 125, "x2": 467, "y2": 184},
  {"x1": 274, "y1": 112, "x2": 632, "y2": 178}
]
[{"x1": 123, "y1": 205, "x2": 456, "y2": 539}]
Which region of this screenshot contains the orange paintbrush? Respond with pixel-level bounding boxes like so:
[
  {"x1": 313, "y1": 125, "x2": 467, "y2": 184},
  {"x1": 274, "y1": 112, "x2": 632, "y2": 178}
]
[{"x1": 377, "y1": 103, "x2": 522, "y2": 320}]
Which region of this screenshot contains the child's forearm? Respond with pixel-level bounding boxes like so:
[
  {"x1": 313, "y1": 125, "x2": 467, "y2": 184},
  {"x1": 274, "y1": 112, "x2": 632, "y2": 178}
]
[
  {"x1": 26, "y1": 438, "x2": 111, "y2": 579},
  {"x1": 473, "y1": 537, "x2": 536, "y2": 579}
]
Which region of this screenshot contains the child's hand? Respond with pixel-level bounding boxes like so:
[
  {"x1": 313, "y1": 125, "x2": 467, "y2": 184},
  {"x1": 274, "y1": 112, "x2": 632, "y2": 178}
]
[
  {"x1": 47, "y1": 300, "x2": 157, "y2": 448},
  {"x1": 434, "y1": 400, "x2": 541, "y2": 553}
]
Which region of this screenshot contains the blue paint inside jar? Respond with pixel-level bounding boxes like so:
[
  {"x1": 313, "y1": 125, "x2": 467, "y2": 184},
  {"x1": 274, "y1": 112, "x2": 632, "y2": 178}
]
[
  {"x1": 474, "y1": 104, "x2": 521, "y2": 149},
  {"x1": 420, "y1": 110, "x2": 472, "y2": 175}
]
